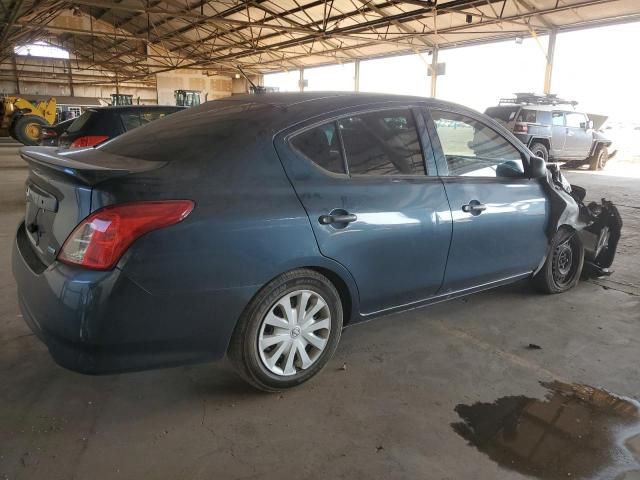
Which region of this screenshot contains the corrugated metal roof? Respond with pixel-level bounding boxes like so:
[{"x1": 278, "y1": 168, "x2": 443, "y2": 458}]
[{"x1": 0, "y1": 0, "x2": 638, "y2": 82}]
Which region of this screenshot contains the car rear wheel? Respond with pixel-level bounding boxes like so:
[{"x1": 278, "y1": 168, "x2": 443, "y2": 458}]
[
  {"x1": 533, "y1": 229, "x2": 584, "y2": 294},
  {"x1": 529, "y1": 142, "x2": 549, "y2": 162},
  {"x1": 589, "y1": 146, "x2": 608, "y2": 171},
  {"x1": 228, "y1": 269, "x2": 343, "y2": 392}
]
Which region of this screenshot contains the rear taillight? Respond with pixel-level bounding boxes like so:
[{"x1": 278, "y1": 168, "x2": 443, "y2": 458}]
[
  {"x1": 40, "y1": 129, "x2": 57, "y2": 139},
  {"x1": 514, "y1": 122, "x2": 528, "y2": 133},
  {"x1": 70, "y1": 135, "x2": 109, "y2": 148},
  {"x1": 58, "y1": 201, "x2": 194, "y2": 270}
]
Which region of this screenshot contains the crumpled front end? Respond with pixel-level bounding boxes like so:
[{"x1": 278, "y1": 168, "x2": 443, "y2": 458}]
[
  {"x1": 569, "y1": 185, "x2": 622, "y2": 276},
  {"x1": 543, "y1": 164, "x2": 622, "y2": 278}
]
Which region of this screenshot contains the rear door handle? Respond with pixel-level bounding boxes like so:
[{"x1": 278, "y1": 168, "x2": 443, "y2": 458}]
[
  {"x1": 462, "y1": 201, "x2": 487, "y2": 215},
  {"x1": 318, "y1": 213, "x2": 357, "y2": 225}
]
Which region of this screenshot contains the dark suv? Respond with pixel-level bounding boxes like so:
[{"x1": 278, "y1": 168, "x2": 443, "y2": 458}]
[
  {"x1": 485, "y1": 94, "x2": 613, "y2": 170},
  {"x1": 58, "y1": 105, "x2": 184, "y2": 149}
]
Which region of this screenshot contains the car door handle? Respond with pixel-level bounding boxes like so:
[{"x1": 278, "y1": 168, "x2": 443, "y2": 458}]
[
  {"x1": 318, "y1": 213, "x2": 357, "y2": 225},
  {"x1": 462, "y1": 202, "x2": 487, "y2": 214}
]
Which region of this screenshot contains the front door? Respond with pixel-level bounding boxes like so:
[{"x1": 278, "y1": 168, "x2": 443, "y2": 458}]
[
  {"x1": 550, "y1": 111, "x2": 567, "y2": 158},
  {"x1": 275, "y1": 106, "x2": 452, "y2": 314},
  {"x1": 427, "y1": 108, "x2": 549, "y2": 293},
  {"x1": 564, "y1": 112, "x2": 592, "y2": 159}
]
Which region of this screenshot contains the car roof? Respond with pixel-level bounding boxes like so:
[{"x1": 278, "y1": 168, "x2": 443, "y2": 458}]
[
  {"x1": 489, "y1": 104, "x2": 580, "y2": 113},
  {"x1": 88, "y1": 105, "x2": 186, "y2": 112},
  {"x1": 179, "y1": 91, "x2": 479, "y2": 131},
  {"x1": 219, "y1": 91, "x2": 429, "y2": 106}
]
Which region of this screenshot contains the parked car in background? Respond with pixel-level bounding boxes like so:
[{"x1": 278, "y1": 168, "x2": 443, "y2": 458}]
[
  {"x1": 12, "y1": 93, "x2": 621, "y2": 391},
  {"x1": 485, "y1": 93, "x2": 614, "y2": 170},
  {"x1": 58, "y1": 105, "x2": 184, "y2": 149},
  {"x1": 39, "y1": 118, "x2": 75, "y2": 147}
]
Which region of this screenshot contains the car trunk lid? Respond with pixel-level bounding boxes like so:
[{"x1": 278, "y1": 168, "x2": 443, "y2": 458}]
[{"x1": 20, "y1": 146, "x2": 165, "y2": 267}]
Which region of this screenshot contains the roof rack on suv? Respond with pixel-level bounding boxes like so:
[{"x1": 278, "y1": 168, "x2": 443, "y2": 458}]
[{"x1": 498, "y1": 93, "x2": 578, "y2": 107}]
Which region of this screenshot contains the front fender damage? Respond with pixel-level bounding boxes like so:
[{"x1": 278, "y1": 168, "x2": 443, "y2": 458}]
[{"x1": 542, "y1": 164, "x2": 622, "y2": 278}]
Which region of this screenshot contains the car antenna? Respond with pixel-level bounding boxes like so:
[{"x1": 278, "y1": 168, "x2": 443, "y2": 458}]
[{"x1": 237, "y1": 66, "x2": 266, "y2": 94}]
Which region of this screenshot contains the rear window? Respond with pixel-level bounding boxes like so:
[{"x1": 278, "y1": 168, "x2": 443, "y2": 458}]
[
  {"x1": 120, "y1": 108, "x2": 182, "y2": 131},
  {"x1": 516, "y1": 109, "x2": 537, "y2": 123},
  {"x1": 484, "y1": 106, "x2": 520, "y2": 122},
  {"x1": 100, "y1": 102, "x2": 266, "y2": 162},
  {"x1": 120, "y1": 112, "x2": 142, "y2": 131},
  {"x1": 66, "y1": 111, "x2": 95, "y2": 134}
]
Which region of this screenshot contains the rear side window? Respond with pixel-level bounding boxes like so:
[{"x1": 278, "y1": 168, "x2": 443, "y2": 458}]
[
  {"x1": 290, "y1": 123, "x2": 345, "y2": 175},
  {"x1": 536, "y1": 110, "x2": 552, "y2": 125},
  {"x1": 338, "y1": 109, "x2": 425, "y2": 176},
  {"x1": 517, "y1": 109, "x2": 537, "y2": 123},
  {"x1": 552, "y1": 112, "x2": 565, "y2": 126},
  {"x1": 432, "y1": 110, "x2": 524, "y2": 178}
]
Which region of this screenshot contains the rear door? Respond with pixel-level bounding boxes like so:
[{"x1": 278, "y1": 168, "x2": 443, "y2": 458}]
[
  {"x1": 275, "y1": 105, "x2": 452, "y2": 314},
  {"x1": 427, "y1": 108, "x2": 548, "y2": 293}
]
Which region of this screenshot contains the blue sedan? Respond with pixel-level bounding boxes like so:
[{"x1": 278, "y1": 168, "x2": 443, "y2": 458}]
[{"x1": 12, "y1": 93, "x2": 621, "y2": 391}]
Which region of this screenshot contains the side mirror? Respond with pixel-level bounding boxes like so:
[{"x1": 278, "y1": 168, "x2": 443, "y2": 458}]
[
  {"x1": 588, "y1": 120, "x2": 594, "y2": 129},
  {"x1": 529, "y1": 155, "x2": 547, "y2": 179}
]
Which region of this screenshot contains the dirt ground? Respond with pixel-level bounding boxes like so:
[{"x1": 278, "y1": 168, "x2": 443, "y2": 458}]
[{"x1": 1, "y1": 140, "x2": 638, "y2": 480}]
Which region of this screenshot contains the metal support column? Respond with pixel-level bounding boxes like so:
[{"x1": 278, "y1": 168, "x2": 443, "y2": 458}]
[
  {"x1": 11, "y1": 56, "x2": 20, "y2": 94},
  {"x1": 66, "y1": 59, "x2": 74, "y2": 96},
  {"x1": 354, "y1": 59, "x2": 360, "y2": 92},
  {"x1": 430, "y1": 46, "x2": 438, "y2": 98},
  {"x1": 544, "y1": 29, "x2": 557, "y2": 95},
  {"x1": 299, "y1": 67, "x2": 304, "y2": 92}
]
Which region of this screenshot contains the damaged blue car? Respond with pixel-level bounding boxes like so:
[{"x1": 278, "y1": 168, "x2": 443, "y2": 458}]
[{"x1": 12, "y1": 93, "x2": 621, "y2": 391}]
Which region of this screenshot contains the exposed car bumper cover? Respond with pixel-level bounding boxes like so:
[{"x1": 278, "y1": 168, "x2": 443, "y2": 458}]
[{"x1": 13, "y1": 222, "x2": 255, "y2": 374}]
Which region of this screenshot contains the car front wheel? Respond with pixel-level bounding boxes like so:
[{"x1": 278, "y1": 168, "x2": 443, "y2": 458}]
[
  {"x1": 533, "y1": 229, "x2": 584, "y2": 294},
  {"x1": 589, "y1": 146, "x2": 608, "y2": 171},
  {"x1": 228, "y1": 269, "x2": 343, "y2": 392}
]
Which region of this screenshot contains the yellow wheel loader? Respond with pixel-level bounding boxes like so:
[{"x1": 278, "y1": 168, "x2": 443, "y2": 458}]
[{"x1": 0, "y1": 96, "x2": 57, "y2": 145}]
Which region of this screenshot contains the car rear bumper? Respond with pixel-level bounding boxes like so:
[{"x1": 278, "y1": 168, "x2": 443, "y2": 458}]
[{"x1": 12, "y1": 222, "x2": 255, "y2": 374}]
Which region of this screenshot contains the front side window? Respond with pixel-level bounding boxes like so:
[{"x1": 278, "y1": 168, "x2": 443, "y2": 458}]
[
  {"x1": 290, "y1": 123, "x2": 345, "y2": 175},
  {"x1": 552, "y1": 111, "x2": 565, "y2": 126},
  {"x1": 432, "y1": 110, "x2": 525, "y2": 178},
  {"x1": 566, "y1": 112, "x2": 586, "y2": 128},
  {"x1": 338, "y1": 109, "x2": 425, "y2": 176}
]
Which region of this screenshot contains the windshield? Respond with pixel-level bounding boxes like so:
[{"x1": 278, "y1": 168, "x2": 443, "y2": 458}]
[{"x1": 485, "y1": 106, "x2": 520, "y2": 122}]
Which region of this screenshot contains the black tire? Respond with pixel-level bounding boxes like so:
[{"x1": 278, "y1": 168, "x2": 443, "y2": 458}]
[
  {"x1": 8, "y1": 120, "x2": 17, "y2": 141},
  {"x1": 589, "y1": 146, "x2": 608, "y2": 171},
  {"x1": 228, "y1": 269, "x2": 343, "y2": 392},
  {"x1": 13, "y1": 115, "x2": 49, "y2": 146},
  {"x1": 533, "y1": 229, "x2": 584, "y2": 294},
  {"x1": 529, "y1": 142, "x2": 549, "y2": 162}
]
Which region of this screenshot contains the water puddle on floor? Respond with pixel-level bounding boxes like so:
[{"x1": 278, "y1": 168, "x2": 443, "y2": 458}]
[{"x1": 452, "y1": 382, "x2": 640, "y2": 480}]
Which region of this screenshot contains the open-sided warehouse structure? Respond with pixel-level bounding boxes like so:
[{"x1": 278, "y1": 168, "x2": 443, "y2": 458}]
[
  {"x1": 0, "y1": 0, "x2": 638, "y2": 101},
  {"x1": 1, "y1": 2, "x2": 640, "y2": 480}
]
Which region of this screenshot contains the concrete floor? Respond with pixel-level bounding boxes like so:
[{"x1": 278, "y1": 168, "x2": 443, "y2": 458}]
[{"x1": 1, "y1": 141, "x2": 638, "y2": 480}]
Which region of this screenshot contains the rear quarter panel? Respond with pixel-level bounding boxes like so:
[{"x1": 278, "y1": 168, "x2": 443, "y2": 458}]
[{"x1": 92, "y1": 124, "x2": 360, "y2": 322}]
